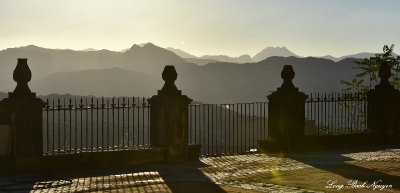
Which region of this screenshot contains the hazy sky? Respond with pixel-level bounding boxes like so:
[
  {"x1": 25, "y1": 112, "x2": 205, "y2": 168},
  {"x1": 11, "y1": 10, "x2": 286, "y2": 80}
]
[{"x1": 0, "y1": 0, "x2": 399, "y2": 57}]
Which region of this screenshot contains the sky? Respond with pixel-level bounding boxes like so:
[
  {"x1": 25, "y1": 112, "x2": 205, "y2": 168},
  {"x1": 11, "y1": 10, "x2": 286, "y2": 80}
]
[{"x1": 0, "y1": 0, "x2": 399, "y2": 57}]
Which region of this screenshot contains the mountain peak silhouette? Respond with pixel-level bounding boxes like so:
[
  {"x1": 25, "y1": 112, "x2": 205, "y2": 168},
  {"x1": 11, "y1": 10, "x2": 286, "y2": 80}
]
[
  {"x1": 143, "y1": 42, "x2": 156, "y2": 48},
  {"x1": 253, "y1": 46, "x2": 298, "y2": 62},
  {"x1": 130, "y1": 44, "x2": 141, "y2": 49},
  {"x1": 119, "y1": 42, "x2": 185, "y2": 73}
]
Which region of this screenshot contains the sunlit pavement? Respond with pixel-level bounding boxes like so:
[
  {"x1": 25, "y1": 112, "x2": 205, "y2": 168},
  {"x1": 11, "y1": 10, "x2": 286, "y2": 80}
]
[{"x1": 0, "y1": 145, "x2": 399, "y2": 193}]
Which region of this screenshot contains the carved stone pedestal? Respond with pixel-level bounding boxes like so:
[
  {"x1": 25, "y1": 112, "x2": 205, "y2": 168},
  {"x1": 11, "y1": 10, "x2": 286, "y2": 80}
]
[
  {"x1": 149, "y1": 65, "x2": 200, "y2": 162},
  {"x1": 0, "y1": 59, "x2": 46, "y2": 170},
  {"x1": 367, "y1": 61, "x2": 400, "y2": 142},
  {"x1": 259, "y1": 65, "x2": 307, "y2": 152}
]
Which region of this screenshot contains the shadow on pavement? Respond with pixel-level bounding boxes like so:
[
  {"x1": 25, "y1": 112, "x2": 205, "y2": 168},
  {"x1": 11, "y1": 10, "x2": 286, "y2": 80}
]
[
  {"x1": 0, "y1": 160, "x2": 227, "y2": 193},
  {"x1": 273, "y1": 144, "x2": 400, "y2": 191}
]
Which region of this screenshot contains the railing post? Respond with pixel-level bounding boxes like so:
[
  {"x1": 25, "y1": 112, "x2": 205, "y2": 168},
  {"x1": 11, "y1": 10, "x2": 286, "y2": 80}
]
[
  {"x1": 259, "y1": 65, "x2": 307, "y2": 151},
  {"x1": 0, "y1": 58, "x2": 46, "y2": 170},
  {"x1": 148, "y1": 65, "x2": 200, "y2": 161},
  {"x1": 367, "y1": 61, "x2": 400, "y2": 142}
]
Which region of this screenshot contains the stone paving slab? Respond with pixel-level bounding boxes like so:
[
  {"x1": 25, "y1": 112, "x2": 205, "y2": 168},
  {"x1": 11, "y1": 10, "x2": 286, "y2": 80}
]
[{"x1": 0, "y1": 145, "x2": 399, "y2": 192}]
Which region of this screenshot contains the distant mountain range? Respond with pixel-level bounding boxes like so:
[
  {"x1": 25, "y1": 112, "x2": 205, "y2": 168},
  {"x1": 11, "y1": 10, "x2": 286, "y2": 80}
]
[
  {"x1": 166, "y1": 45, "x2": 392, "y2": 64},
  {"x1": 0, "y1": 43, "x2": 388, "y2": 103},
  {"x1": 29, "y1": 56, "x2": 360, "y2": 103},
  {"x1": 320, "y1": 52, "x2": 382, "y2": 62},
  {"x1": 167, "y1": 46, "x2": 297, "y2": 64}
]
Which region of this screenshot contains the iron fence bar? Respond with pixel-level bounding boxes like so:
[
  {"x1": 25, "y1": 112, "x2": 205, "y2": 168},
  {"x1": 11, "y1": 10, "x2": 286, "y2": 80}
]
[
  {"x1": 357, "y1": 93, "x2": 360, "y2": 131},
  {"x1": 334, "y1": 93, "x2": 337, "y2": 133},
  {"x1": 364, "y1": 93, "x2": 367, "y2": 131},
  {"x1": 69, "y1": 99, "x2": 72, "y2": 152},
  {"x1": 137, "y1": 97, "x2": 140, "y2": 146},
  {"x1": 221, "y1": 104, "x2": 229, "y2": 154},
  {"x1": 62, "y1": 99, "x2": 66, "y2": 152},
  {"x1": 228, "y1": 104, "x2": 231, "y2": 154},
  {"x1": 328, "y1": 93, "x2": 331, "y2": 133},
  {"x1": 132, "y1": 97, "x2": 135, "y2": 146},
  {"x1": 263, "y1": 102, "x2": 266, "y2": 139},
  {"x1": 231, "y1": 104, "x2": 233, "y2": 154},
  {"x1": 350, "y1": 93, "x2": 354, "y2": 132},
  {"x1": 260, "y1": 102, "x2": 263, "y2": 148},
  {"x1": 252, "y1": 103, "x2": 255, "y2": 150},
  {"x1": 112, "y1": 98, "x2": 115, "y2": 150},
  {"x1": 84, "y1": 98, "x2": 88, "y2": 150},
  {"x1": 79, "y1": 98, "x2": 83, "y2": 152},
  {"x1": 195, "y1": 105, "x2": 197, "y2": 144},
  {"x1": 127, "y1": 98, "x2": 130, "y2": 147},
  {"x1": 340, "y1": 93, "x2": 343, "y2": 133},
  {"x1": 74, "y1": 99, "x2": 78, "y2": 152},
  {"x1": 45, "y1": 99, "x2": 49, "y2": 154},
  {"x1": 122, "y1": 98, "x2": 125, "y2": 147},
  {"x1": 323, "y1": 93, "x2": 326, "y2": 134},
  {"x1": 117, "y1": 98, "x2": 120, "y2": 148},
  {"x1": 147, "y1": 99, "x2": 150, "y2": 146},
  {"x1": 101, "y1": 98, "x2": 105, "y2": 150},
  {"x1": 316, "y1": 93, "x2": 319, "y2": 135},
  {"x1": 330, "y1": 93, "x2": 332, "y2": 133},
  {"x1": 308, "y1": 93, "x2": 312, "y2": 133},
  {"x1": 244, "y1": 103, "x2": 247, "y2": 152},
  {"x1": 56, "y1": 99, "x2": 60, "y2": 152},
  {"x1": 256, "y1": 102, "x2": 259, "y2": 150},
  {"x1": 206, "y1": 104, "x2": 209, "y2": 155},
  {"x1": 96, "y1": 98, "x2": 99, "y2": 150},
  {"x1": 344, "y1": 93, "x2": 349, "y2": 132},
  {"x1": 211, "y1": 104, "x2": 217, "y2": 155},
  {"x1": 142, "y1": 97, "x2": 145, "y2": 146},
  {"x1": 236, "y1": 103, "x2": 239, "y2": 154},
  {"x1": 202, "y1": 104, "x2": 205, "y2": 155},
  {"x1": 189, "y1": 104, "x2": 192, "y2": 144},
  {"x1": 90, "y1": 98, "x2": 93, "y2": 151},
  {"x1": 220, "y1": 104, "x2": 223, "y2": 155}
]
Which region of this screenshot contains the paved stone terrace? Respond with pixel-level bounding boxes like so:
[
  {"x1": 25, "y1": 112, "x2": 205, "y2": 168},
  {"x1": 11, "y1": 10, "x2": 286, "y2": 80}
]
[{"x1": 0, "y1": 145, "x2": 399, "y2": 193}]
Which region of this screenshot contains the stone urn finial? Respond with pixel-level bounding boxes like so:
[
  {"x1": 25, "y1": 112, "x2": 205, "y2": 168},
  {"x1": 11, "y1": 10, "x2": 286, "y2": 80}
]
[
  {"x1": 13, "y1": 58, "x2": 32, "y2": 96},
  {"x1": 161, "y1": 65, "x2": 178, "y2": 92},
  {"x1": 378, "y1": 61, "x2": 391, "y2": 88},
  {"x1": 280, "y1": 65, "x2": 296, "y2": 90}
]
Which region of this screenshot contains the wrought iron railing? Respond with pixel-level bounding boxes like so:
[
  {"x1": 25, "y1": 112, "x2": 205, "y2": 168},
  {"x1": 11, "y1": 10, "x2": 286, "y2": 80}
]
[
  {"x1": 189, "y1": 102, "x2": 268, "y2": 156},
  {"x1": 43, "y1": 97, "x2": 150, "y2": 155},
  {"x1": 42, "y1": 92, "x2": 369, "y2": 156},
  {"x1": 305, "y1": 92, "x2": 368, "y2": 135}
]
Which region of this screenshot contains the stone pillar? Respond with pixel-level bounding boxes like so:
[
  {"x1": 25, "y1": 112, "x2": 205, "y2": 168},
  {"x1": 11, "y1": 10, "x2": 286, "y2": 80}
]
[
  {"x1": 148, "y1": 65, "x2": 199, "y2": 161},
  {"x1": 0, "y1": 58, "x2": 46, "y2": 170},
  {"x1": 267, "y1": 65, "x2": 307, "y2": 141},
  {"x1": 367, "y1": 61, "x2": 400, "y2": 142}
]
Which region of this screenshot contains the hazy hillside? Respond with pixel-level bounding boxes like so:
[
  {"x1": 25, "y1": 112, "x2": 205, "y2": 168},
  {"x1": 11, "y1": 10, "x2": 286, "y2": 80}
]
[
  {"x1": 321, "y1": 52, "x2": 399, "y2": 62},
  {"x1": 183, "y1": 58, "x2": 219, "y2": 65},
  {"x1": 199, "y1": 55, "x2": 252, "y2": 64},
  {"x1": 31, "y1": 68, "x2": 162, "y2": 97},
  {"x1": 0, "y1": 45, "x2": 122, "y2": 91},
  {"x1": 30, "y1": 57, "x2": 360, "y2": 104},
  {"x1": 116, "y1": 43, "x2": 186, "y2": 73},
  {"x1": 167, "y1": 46, "x2": 302, "y2": 64},
  {"x1": 321, "y1": 53, "x2": 376, "y2": 62},
  {"x1": 166, "y1": 47, "x2": 197, "y2": 58},
  {"x1": 0, "y1": 43, "x2": 186, "y2": 90},
  {"x1": 174, "y1": 57, "x2": 360, "y2": 103},
  {"x1": 0, "y1": 43, "x2": 366, "y2": 104},
  {"x1": 0, "y1": 45, "x2": 121, "y2": 75}
]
